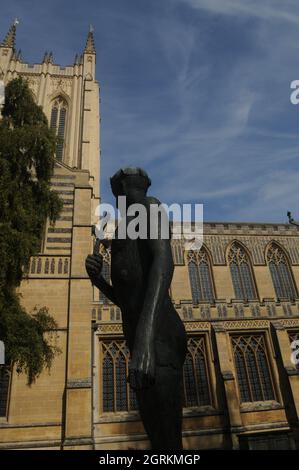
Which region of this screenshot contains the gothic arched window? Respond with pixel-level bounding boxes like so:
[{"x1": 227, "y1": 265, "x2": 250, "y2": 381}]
[
  {"x1": 183, "y1": 337, "x2": 211, "y2": 407},
  {"x1": 187, "y1": 249, "x2": 215, "y2": 304},
  {"x1": 232, "y1": 335, "x2": 275, "y2": 403},
  {"x1": 50, "y1": 96, "x2": 68, "y2": 162},
  {"x1": 266, "y1": 243, "x2": 297, "y2": 301},
  {"x1": 228, "y1": 242, "x2": 257, "y2": 301},
  {"x1": 101, "y1": 341, "x2": 138, "y2": 413}
]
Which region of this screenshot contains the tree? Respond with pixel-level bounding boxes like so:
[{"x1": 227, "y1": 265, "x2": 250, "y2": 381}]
[{"x1": 0, "y1": 77, "x2": 63, "y2": 383}]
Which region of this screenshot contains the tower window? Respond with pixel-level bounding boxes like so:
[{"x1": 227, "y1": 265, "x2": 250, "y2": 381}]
[
  {"x1": 183, "y1": 337, "x2": 211, "y2": 408},
  {"x1": 228, "y1": 242, "x2": 257, "y2": 301},
  {"x1": 266, "y1": 243, "x2": 297, "y2": 301},
  {"x1": 101, "y1": 340, "x2": 138, "y2": 413},
  {"x1": 232, "y1": 334, "x2": 275, "y2": 403},
  {"x1": 50, "y1": 97, "x2": 68, "y2": 162},
  {"x1": 187, "y1": 249, "x2": 215, "y2": 304}
]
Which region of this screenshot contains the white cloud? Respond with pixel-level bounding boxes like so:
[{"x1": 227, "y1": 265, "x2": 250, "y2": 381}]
[
  {"x1": 96, "y1": 1, "x2": 299, "y2": 222},
  {"x1": 181, "y1": 0, "x2": 299, "y2": 26}
]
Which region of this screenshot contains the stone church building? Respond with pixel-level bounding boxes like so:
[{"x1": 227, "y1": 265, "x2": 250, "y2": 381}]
[{"x1": 1, "y1": 21, "x2": 299, "y2": 450}]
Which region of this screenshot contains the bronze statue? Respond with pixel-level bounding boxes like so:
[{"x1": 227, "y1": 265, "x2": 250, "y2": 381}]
[{"x1": 86, "y1": 167, "x2": 187, "y2": 449}]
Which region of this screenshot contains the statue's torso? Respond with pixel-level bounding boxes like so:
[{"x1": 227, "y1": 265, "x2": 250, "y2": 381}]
[{"x1": 111, "y1": 235, "x2": 187, "y2": 367}]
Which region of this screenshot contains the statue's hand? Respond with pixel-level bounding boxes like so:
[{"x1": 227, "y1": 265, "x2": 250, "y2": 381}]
[
  {"x1": 129, "y1": 340, "x2": 155, "y2": 391},
  {"x1": 85, "y1": 253, "x2": 103, "y2": 280}
]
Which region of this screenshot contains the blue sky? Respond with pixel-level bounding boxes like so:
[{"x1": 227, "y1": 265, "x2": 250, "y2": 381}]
[{"x1": 1, "y1": 0, "x2": 299, "y2": 223}]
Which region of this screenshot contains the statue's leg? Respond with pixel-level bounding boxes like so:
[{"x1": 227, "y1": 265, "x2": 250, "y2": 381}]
[{"x1": 136, "y1": 366, "x2": 184, "y2": 450}]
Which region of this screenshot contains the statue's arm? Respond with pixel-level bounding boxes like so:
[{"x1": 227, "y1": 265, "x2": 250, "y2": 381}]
[
  {"x1": 139, "y1": 224, "x2": 173, "y2": 338},
  {"x1": 85, "y1": 254, "x2": 120, "y2": 306},
  {"x1": 129, "y1": 197, "x2": 173, "y2": 389},
  {"x1": 91, "y1": 274, "x2": 120, "y2": 306}
]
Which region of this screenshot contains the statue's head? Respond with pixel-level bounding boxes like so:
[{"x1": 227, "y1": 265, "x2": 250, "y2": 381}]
[{"x1": 110, "y1": 167, "x2": 151, "y2": 204}]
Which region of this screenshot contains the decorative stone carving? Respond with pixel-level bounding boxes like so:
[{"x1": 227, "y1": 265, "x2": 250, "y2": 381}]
[
  {"x1": 50, "y1": 77, "x2": 72, "y2": 98},
  {"x1": 203, "y1": 232, "x2": 299, "y2": 266},
  {"x1": 221, "y1": 320, "x2": 270, "y2": 330}
]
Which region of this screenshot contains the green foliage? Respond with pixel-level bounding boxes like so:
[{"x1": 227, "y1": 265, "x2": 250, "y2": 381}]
[
  {"x1": 0, "y1": 290, "x2": 61, "y2": 384},
  {"x1": 0, "y1": 77, "x2": 63, "y2": 383}
]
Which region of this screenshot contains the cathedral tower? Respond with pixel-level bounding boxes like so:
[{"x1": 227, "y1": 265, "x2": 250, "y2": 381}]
[
  {"x1": 0, "y1": 20, "x2": 100, "y2": 206},
  {"x1": 0, "y1": 20, "x2": 101, "y2": 449}
]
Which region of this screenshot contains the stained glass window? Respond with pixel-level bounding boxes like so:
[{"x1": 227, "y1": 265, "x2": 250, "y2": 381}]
[
  {"x1": 50, "y1": 96, "x2": 68, "y2": 162},
  {"x1": 228, "y1": 242, "x2": 257, "y2": 301},
  {"x1": 102, "y1": 341, "x2": 138, "y2": 413},
  {"x1": 267, "y1": 243, "x2": 297, "y2": 301},
  {"x1": 183, "y1": 337, "x2": 211, "y2": 407},
  {"x1": 187, "y1": 249, "x2": 215, "y2": 304},
  {"x1": 232, "y1": 335, "x2": 275, "y2": 403}
]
